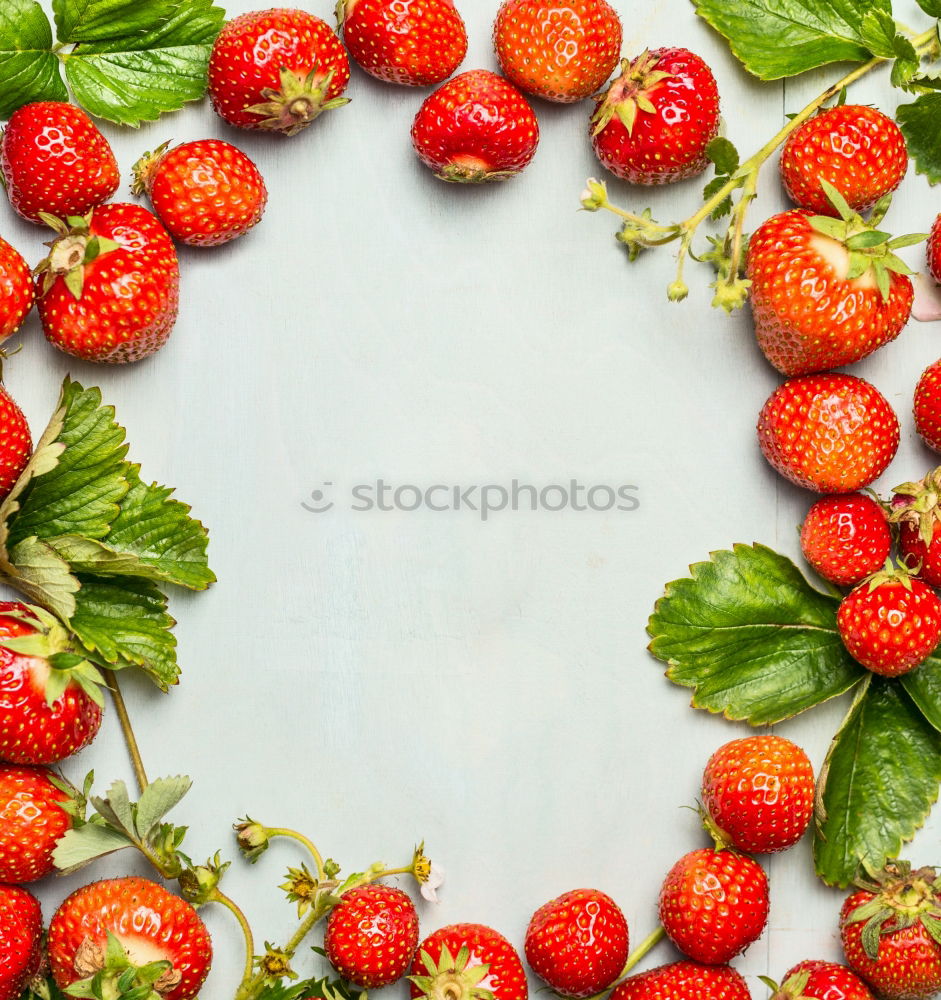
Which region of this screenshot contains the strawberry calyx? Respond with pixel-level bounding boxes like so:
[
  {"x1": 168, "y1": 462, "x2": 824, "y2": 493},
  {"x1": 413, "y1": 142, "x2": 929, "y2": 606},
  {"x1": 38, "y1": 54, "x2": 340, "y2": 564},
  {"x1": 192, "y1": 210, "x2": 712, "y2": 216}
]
[
  {"x1": 65, "y1": 930, "x2": 179, "y2": 1000},
  {"x1": 334, "y1": 0, "x2": 355, "y2": 29},
  {"x1": 855, "y1": 557, "x2": 919, "y2": 594},
  {"x1": 34, "y1": 212, "x2": 121, "y2": 301},
  {"x1": 889, "y1": 468, "x2": 941, "y2": 545},
  {"x1": 409, "y1": 944, "x2": 494, "y2": 1000},
  {"x1": 590, "y1": 51, "x2": 674, "y2": 136},
  {"x1": 244, "y1": 66, "x2": 351, "y2": 136},
  {"x1": 177, "y1": 851, "x2": 231, "y2": 906},
  {"x1": 758, "y1": 970, "x2": 812, "y2": 1000},
  {"x1": 845, "y1": 861, "x2": 941, "y2": 960},
  {"x1": 130, "y1": 141, "x2": 172, "y2": 197}
]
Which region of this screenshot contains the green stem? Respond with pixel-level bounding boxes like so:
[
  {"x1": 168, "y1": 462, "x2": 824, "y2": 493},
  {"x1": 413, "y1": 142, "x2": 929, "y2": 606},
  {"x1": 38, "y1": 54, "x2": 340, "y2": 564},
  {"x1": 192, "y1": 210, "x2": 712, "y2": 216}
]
[
  {"x1": 105, "y1": 669, "x2": 149, "y2": 793},
  {"x1": 266, "y1": 827, "x2": 326, "y2": 879},
  {"x1": 584, "y1": 927, "x2": 667, "y2": 1000},
  {"x1": 211, "y1": 888, "x2": 255, "y2": 985}
]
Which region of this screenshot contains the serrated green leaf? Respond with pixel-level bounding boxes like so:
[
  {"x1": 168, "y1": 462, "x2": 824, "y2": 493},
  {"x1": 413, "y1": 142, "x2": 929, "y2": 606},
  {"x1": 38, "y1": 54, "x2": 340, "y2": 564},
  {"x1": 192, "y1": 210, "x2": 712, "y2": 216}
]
[
  {"x1": 98, "y1": 778, "x2": 134, "y2": 832},
  {"x1": 647, "y1": 543, "x2": 866, "y2": 725},
  {"x1": 52, "y1": 821, "x2": 134, "y2": 873},
  {"x1": 902, "y1": 653, "x2": 941, "y2": 732},
  {"x1": 62, "y1": 0, "x2": 224, "y2": 126},
  {"x1": 706, "y1": 136, "x2": 739, "y2": 175},
  {"x1": 814, "y1": 678, "x2": 941, "y2": 886},
  {"x1": 134, "y1": 775, "x2": 191, "y2": 838},
  {"x1": 71, "y1": 575, "x2": 178, "y2": 689},
  {"x1": 859, "y1": 8, "x2": 898, "y2": 57},
  {"x1": 692, "y1": 0, "x2": 889, "y2": 80},
  {"x1": 0, "y1": 0, "x2": 67, "y2": 119},
  {"x1": 898, "y1": 93, "x2": 941, "y2": 185},
  {"x1": 53, "y1": 0, "x2": 179, "y2": 43},
  {"x1": 916, "y1": 0, "x2": 941, "y2": 15},
  {"x1": 5, "y1": 537, "x2": 80, "y2": 622}
]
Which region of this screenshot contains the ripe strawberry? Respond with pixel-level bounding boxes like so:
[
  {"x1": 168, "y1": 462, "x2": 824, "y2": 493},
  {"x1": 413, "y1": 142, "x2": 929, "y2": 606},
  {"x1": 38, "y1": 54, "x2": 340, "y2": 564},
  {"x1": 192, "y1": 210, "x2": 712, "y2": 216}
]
[
  {"x1": 410, "y1": 923, "x2": 527, "y2": 1000},
  {"x1": 891, "y1": 470, "x2": 941, "y2": 588},
  {"x1": 746, "y1": 195, "x2": 915, "y2": 376},
  {"x1": 0, "y1": 602, "x2": 104, "y2": 765},
  {"x1": 929, "y1": 214, "x2": 941, "y2": 283},
  {"x1": 840, "y1": 863, "x2": 941, "y2": 1000},
  {"x1": 524, "y1": 888, "x2": 628, "y2": 998},
  {"x1": 208, "y1": 8, "x2": 350, "y2": 135},
  {"x1": 780, "y1": 105, "x2": 907, "y2": 216},
  {"x1": 609, "y1": 961, "x2": 751, "y2": 1000},
  {"x1": 411, "y1": 70, "x2": 539, "y2": 183},
  {"x1": 914, "y1": 360, "x2": 941, "y2": 453},
  {"x1": 493, "y1": 0, "x2": 622, "y2": 104},
  {"x1": 337, "y1": 0, "x2": 467, "y2": 87},
  {"x1": 35, "y1": 204, "x2": 179, "y2": 363},
  {"x1": 837, "y1": 561, "x2": 941, "y2": 676},
  {"x1": 771, "y1": 960, "x2": 875, "y2": 1000},
  {"x1": 701, "y1": 734, "x2": 815, "y2": 855},
  {"x1": 658, "y1": 847, "x2": 769, "y2": 965},
  {"x1": 800, "y1": 493, "x2": 892, "y2": 587},
  {"x1": 0, "y1": 764, "x2": 71, "y2": 882},
  {"x1": 0, "y1": 238, "x2": 34, "y2": 342},
  {"x1": 757, "y1": 373, "x2": 900, "y2": 493},
  {"x1": 132, "y1": 139, "x2": 268, "y2": 247},
  {"x1": 0, "y1": 884, "x2": 42, "y2": 1000},
  {"x1": 323, "y1": 884, "x2": 419, "y2": 988},
  {"x1": 0, "y1": 386, "x2": 31, "y2": 500},
  {"x1": 590, "y1": 48, "x2": 720, "y2": 185},
  {"x1": 0, "y1": 102, "x2": 119, "y2": 224},
  {"x1": 48, "y1": 876, "x2": 212, "y2": 1000}
]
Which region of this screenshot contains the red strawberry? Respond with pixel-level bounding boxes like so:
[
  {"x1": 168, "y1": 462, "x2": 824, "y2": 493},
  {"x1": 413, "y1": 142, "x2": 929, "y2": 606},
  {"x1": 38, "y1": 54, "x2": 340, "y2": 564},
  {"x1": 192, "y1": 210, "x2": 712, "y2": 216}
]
[
  {"x1": 337, "y1": 0, "x2": 467, "y2": 87},
  {"x1": 746, "y1": 199, "x2": 915, "y2": 376},
  {"x1": 800, "y1": 493, "x2": 892, "y2": 587},
  {"x1": 410, "y1": 923, "x2": 527, "y2": 1000},
  {"x1": 914, "y1": 360, "x2": 941, "y2": 453},
  {"x1": 208, "y1": 8, "x2": 351, "y2": 135},
  {"x1": 772, "y1": 959, "x2": 875, "y2": 1000},
  {"x1": 837, "y1": 561, "x2": 941, "y2": 676},
  {"x1": 658, "y1": 847, "x2": 769, "y2": 965},
  {"x1": 701, "y1": 734, "x2": 815, "y2": 855},
  {"x1": 0, "y1": 884, "x2": 42, "y2": 1000},
  {"x1": 0, "y1": 386, "x2": 31, "y2": 500},
  {"x1": 890, "y1": 470, "x2": 941, "y2": 587},
  {"x1": 132, "y1": 139, "x2": 268, "y2": 247},
  {"x1": 780, "y1": 104, "x2": 907, "y2": 216},
  {"x1": 0, "y1": 238, "x2": 34, "y2": 341},
  {"x1": 0, "y1": 602, "x2": 104, "y2": 765},
  {"x1": 35, "y1": 203, "x2": 179, "y2": 363},
  {"x1": 411, "y1": 70, "x2": 539, "y2": 183},
  {"x1": 0, "y1": 102, "x2": 119, "y2": 224},
  {"x1": 323, "y1": 884, "x2": 419, "y2": 988},
  {"x1": 0, "y1": 764, "x2": 71, "y2": 883},
  {"x1": 590, "y1": 48, "x2": 720, "y2": 185},
  {"x1": 524, "y1": 888, "x2": 628, "y2": 998},
  {"x1": 48, "y1": 876, "x2": 212, "y2": 1000},
  {"x1": 609, "y1": 961, "x2": 751, "y2": 999},
  {"x1": 757, "y1": 373, "x2": 900, "y2": 493},
  {"x1": 840, "y1": 863, "x2": 941, "y2": 1000},
  {"x1": 929, "y1": 214, "x2": 941, "y2": 283},
  {"x1": 493, "y1": 0, "x2": 622, "y2": 104}
]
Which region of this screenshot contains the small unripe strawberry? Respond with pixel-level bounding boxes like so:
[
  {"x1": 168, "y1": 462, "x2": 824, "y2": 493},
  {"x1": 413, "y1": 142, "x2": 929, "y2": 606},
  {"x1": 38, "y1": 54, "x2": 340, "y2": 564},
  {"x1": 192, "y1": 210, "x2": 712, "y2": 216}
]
[{"x1": 800, "y1": 493, "x2": 892, "y2": 587}]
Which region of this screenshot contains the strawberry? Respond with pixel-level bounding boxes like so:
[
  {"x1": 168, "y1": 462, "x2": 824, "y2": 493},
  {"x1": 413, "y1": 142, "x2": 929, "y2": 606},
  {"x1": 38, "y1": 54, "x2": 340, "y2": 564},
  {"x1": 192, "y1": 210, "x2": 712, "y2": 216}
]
[
  {"x1": 746, "y1": 190, "x2": 916, "y2": 376},
  {"x1": 208, "y1": 8, "x2": 351, "y2": 135},
  {"x1": 337, "y1": 0, "x2": 468, "y2": 87},
  {"x1": 0, "y1": 602, "x2": 104, "y2": 765},
  {"x1": 0, "y1": 102, "x2": 119, "y2": 224},
  {"x1": 609, "y1": 961, "x2": 751, "y2": 999},
  {"x1": 890, "y1": 469, "x2": 941, "y2": 587},
  {"x1": 780, "y1": 104, "x2": 907, "y2": 216},
  {"x1": 757, "y1": 373, "x2": 900, "y2": 494},
  {"x1": 524, "y1": 888, "x2": 628, "y2": 998},
  {"x1": 35, "y1": 204, "x2": 179, "y2": 363},
  {"x1": 840, "y1": 862, "x2": 941, "y2": 1000},
  {"x1": 132, "y1": 139, "x2": 268, "y2": 248},
  {"x1": 323, "y1": 884, "x2": 419, "y2": 988},
  {"x1": 0, "y1": 764, "x2": 71, "y2": 883},
  {"x1": 590, "y1": 48, "x2": 720, "y2": 185},
  {"x1": 914, "y1": 360, "x2": 941, "y2": 453},
  {"x1": 0, "y1": 385, "x2": 31, "y2": 500},
  {"x1": 658, "y1": 847, "x2": 769, "y2": 965},
  {"x1": 493, "y1": 0, "x2": 622, "y2": 104},
  {"x1": 836, "y1": 560, "x2": 941, "y2": 676},
  {"x1": 770, "y1": 960, "x2": 875, "y2": 1000},
  {"x1": 800, "y1": 493, "x2": 892, "y2": 587},
  {"x1": 929, "y1": 214, "x2": 941, "y2": 283},
  {"x1": 48, "y1": 876, "x2": 213, "y2": 1000},
  {"x1": 0, "y1": 238, "x2": 34, "y2": 341},
  {"x1": 0, "y1": 884, "x2": 42, "y2": 1000},
  {"x1": 410, "y1": 923, "x2": 528, "y2": 1000},
  {"x1": 411, "y1": 70, "x2": 539, "y2": 183},
  {"x1": 701, "y1": 734, "x2": 815, "y2": 855}
]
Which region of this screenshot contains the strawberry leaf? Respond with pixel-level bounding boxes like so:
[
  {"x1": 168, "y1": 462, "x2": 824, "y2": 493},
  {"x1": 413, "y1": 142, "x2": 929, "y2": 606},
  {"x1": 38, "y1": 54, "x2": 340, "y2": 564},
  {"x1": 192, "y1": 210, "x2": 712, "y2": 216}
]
[
  {"x1": 0, "y1": 0, "x2": 67, "y2": 117},
  {"x1": 916, "y1": 0, "x2": 941, "y2": 15},
  {"x1": 53, "y1": 0, "x2": 181, "y2": 43},
  {"x1": 52, "y1": 820, "x2": 135, "y2": 873},
  {"x1": 134, "y1": 775, "x2": 192, "y2": 838},
  {"x1": 897, "y1": 93, "x2": 941, "y2": 185},
  {"x1": 647, "y1": 543, "x2": 867, "y2": 725},
  {"x1": 4, "y1": 538, "x2": 80, "y2": 623},
  {"x1": 692, "y1": 0, "x2": 891, "y2": 80},
  {"x1": 814, "y1": 677, "x2": 941, "y2": 886},
  {"x1": 901, "y1": 653, "x2": 941, "y2": 732}
]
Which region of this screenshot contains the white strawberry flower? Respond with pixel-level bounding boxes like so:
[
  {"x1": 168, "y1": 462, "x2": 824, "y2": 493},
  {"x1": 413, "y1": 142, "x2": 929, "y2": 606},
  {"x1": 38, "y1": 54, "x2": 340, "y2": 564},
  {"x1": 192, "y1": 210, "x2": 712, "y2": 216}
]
[{"x1": 411, "y1": 842, "x2": 445, "y2": 903}]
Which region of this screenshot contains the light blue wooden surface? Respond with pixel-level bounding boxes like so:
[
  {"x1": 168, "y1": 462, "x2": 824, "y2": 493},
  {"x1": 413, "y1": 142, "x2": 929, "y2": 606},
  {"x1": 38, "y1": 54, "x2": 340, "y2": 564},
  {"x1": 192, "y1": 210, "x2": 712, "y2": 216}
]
[{"x1": 6, "y1": 0, "x2": 940, "y2": 994}]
